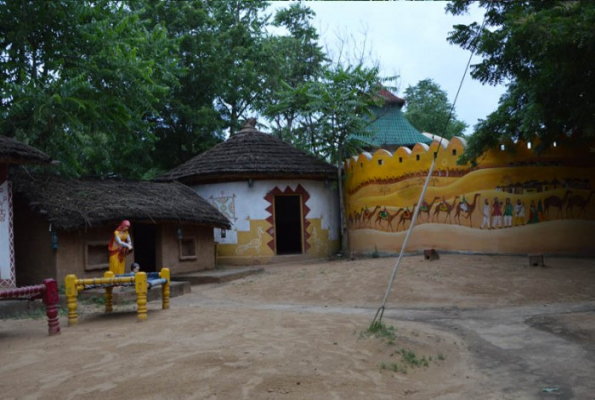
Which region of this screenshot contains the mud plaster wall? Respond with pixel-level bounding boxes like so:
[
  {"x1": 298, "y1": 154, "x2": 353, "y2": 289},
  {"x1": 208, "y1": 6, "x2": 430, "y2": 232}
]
[
  {"x1": 13, "y1": 204, "x2": 216, "y2": 284},
  {"x1": 193, "y1": 180, "x2": 340, "y2": 264},
  {"x1": 13, "y1": 195, "x2": 57, "y2": 286},
  {"x1": 345, "y1": 136, "x2": 595, "y2": 256},
  {"x1": 159, "y1": 223, "x2": 215, "y2": 274}
]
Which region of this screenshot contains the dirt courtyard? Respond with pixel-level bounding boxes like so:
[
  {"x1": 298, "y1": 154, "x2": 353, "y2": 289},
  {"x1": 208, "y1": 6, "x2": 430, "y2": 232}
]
[{"x1": 1, "y1": 254, "x2": 594, "y2": 400}]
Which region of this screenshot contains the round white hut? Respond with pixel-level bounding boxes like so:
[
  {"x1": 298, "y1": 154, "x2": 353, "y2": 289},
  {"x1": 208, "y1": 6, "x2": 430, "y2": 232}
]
[{"x1": 159, "y1": 120, "x2": 340, "y2": 265}]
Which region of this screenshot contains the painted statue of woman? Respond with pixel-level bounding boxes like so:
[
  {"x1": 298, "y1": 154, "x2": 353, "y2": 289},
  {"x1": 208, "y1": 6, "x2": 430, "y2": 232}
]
[{"x1": 108, "y1": 220, "x2": 133, "y2": 275}]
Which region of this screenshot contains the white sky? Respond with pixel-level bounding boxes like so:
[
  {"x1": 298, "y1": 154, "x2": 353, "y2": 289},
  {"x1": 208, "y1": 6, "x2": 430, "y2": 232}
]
[{"x1": 268, "y1": 1, "x2": 508, "y2": 136}]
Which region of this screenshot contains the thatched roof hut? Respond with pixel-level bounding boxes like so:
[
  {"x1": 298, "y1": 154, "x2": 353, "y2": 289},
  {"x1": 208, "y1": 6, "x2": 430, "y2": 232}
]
[
  {"x1": 158, "y1": 120, "x2": 341, "y2": 266},
  {"x1": 11, "y1": 172, "x2": 232, "y2": 285},
  {"x1": 158, "y1": 122, "x2": 337, "y2": 185},
  {"x1": 0, "y1": 136, "x2": 53, "y2": 165},
  {"x1": 12, "y1": 172, "x2": 230, "y2": 231}
]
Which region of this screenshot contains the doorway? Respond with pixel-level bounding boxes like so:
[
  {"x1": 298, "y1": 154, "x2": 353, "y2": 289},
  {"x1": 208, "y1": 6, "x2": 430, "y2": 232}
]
[
  {"x1": 133, "y1": 223, "x2": 157, "y2": 272},
  {"x1": 274, "y1": 195, "x2": 303, "y2": 255}
]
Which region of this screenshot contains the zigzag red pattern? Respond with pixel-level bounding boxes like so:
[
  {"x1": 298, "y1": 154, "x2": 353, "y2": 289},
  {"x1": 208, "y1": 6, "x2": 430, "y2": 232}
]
[{"x1": 264, "y1": 184, "x2": 312, "y2": 253}]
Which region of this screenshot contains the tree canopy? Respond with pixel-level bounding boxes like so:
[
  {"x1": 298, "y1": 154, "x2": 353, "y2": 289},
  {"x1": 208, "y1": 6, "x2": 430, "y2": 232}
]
[
  {"x1": 0, "y1": 0, "x2": 391, "y2": 178},
  {"x1": 403, "y1": 78, "x2": 467, "y2": 140},
  {"x1": 0, "y1": 0, "x2": 179, "y2": 177},
  {"x1": 447, "y1": 0, "x2": 595, "y2": 163}
]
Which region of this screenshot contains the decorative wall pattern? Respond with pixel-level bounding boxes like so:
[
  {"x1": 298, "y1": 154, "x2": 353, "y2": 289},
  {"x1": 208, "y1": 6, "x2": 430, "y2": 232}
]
[
  {"x1": 209, "y1": 192, "x2": 238, "y2": 223},
  {"x1": 193, "y1": 180, "x2": 340, "y2": 264},
  {"x1": 264, "y1": 184, "x2": 311, "y2": 253},
  {"x1": 345, "y1": 136, "x2": 595, "y2": 255},
  {"x1": 0, "y1": 180, "x2": 16, "y2": 287}
]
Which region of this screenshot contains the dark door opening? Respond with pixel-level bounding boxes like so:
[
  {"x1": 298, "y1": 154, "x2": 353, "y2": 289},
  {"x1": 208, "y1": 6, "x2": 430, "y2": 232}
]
[
  {"x1": 275, "y1": 195, "x2": 303, "y2": 255},
  {"x1": 133, "y1": 224, "x2": 157, "y2": 272}
]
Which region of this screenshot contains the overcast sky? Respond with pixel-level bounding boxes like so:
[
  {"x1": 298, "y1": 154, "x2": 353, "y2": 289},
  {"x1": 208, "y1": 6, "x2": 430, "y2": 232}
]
[{"x1": 268, "y1": 1, "x2": 508, "y2": 136}]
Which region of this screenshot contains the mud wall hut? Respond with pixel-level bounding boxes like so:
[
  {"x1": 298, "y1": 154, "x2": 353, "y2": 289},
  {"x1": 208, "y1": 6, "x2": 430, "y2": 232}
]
[
  {"x1": 12, "y1": 172, "x2": 230, "y2": 286},
  {"x1": 159, "y1": 120, "x2": 340, "y2": 265},
  {"x1": 0, "y1": 136, "x2": 53, "y2": 288}
]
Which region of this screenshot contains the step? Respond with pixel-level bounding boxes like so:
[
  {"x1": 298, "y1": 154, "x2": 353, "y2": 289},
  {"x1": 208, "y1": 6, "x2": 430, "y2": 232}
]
[{"x1": 172, "y1": 267, "x2": 264, "y2": 285}]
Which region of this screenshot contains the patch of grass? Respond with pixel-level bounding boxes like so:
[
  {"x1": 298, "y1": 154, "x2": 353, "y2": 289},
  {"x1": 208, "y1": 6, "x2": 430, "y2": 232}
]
[
  {"x1": 400, "y1": 348, "x2": 427, "y2": 367},
  {"x1": 380, "y1": 362, "x2": 407, "y2": 374},
  {"x1": 58, "y1": 284, "x2": 66, "y2": 295},
  {"x1": 3, "y1": 306, "x2": 68, "y2": 320},
  {"x1": 381, "y1": 348, "x2": 433, "y2": 374},
  {"x1": 82, "y1": 296, "x2": 106, "y2": 306},
  {"x1": 361, "y1": 321, "x2": 397, "y2": 345},
  {"x1": 362, "y1": 322, "x2": 441, "y2": 375}
]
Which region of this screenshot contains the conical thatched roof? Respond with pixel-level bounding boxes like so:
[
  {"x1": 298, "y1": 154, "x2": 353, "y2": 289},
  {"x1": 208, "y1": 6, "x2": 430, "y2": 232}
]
[
  {"x1": 0, "y1": 136, "x2": 53, "y2": 165},
  {"x1": 12, "y1": 171, "x2": 231, "y2": 231},
  {"x1": 158, "y1": 121, "x2": 337, "y2": 185}
]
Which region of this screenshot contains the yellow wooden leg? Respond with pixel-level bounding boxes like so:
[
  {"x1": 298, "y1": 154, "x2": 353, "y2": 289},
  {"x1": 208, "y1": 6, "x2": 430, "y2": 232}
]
[
  {"x1": 65, "y1": 275, "x2": 78, "y2": 327},
  {"x1": 160, "y1": 268, "x2": 170, "y2": 310},
  {"x1": 104, "y1": 271, "x2": 114, "y2": 313},
  {"x1": 135, "y1": 272, "x2": 148, "y2": 321}
]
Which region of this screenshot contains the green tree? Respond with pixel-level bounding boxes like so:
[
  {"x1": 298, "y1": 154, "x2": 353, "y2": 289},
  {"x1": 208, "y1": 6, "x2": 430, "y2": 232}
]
[
  {"x1": 447, "y1": 0, "x2": 595, "y2": 163},
  {"x1": 403, "y1": 79, "x2": 467, "y2": 139},
  {"x1": 210, "y1": 0, "x2": 270, "y2": 136},
  {"x1": 0, "y1": 0, "x2": 179, "y2": 177},
  {"x1": 259, "y1": 2, "x2": 327, "y2": 141},
  {"x1": 133, "y1": 0, "x2": 227, "y2": 173}
]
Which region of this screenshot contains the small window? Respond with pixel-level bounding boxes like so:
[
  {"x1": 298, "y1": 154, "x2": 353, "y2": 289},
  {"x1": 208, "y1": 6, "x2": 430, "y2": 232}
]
[
  {"x1": 399, "y1": 157, "x2": 403, "y2": 163},
  {"x1": 85, "y1": 241, "x2": 110, "y2": 271},
  {"x1": 433, "y1": 152, "x2": 437, "y2": 159},
  {"x1": 416, "y1": 154, "x2": 420, "y2": 161},
  {"x1": 179, "y1": 238, "x2": 197, "y2": 261},
  {"x1": 452, "y1": 149, "x2": 457, "y2": 156},
  {"x1": 221, "y1": 229, "x2": 226, "y2": 239},
  {"x1": 378, "y1": 159, "x2": 383, "y2": 166},
  {"x1": 360, "y1": 163, "x2": 363, "y2": 169}
]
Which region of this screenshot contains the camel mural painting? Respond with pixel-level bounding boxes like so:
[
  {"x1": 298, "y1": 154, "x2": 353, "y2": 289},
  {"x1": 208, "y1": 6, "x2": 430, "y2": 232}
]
[{"x1": 344, "y1": 136, "x2": 595, "y2": 255}]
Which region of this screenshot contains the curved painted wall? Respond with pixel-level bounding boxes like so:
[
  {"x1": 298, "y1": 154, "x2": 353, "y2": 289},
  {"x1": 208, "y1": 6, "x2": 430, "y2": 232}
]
[
  {"x1": 344, "y1": 136, "x2": 595, "y2": 255},
  {"x1": 193, "y1": 179, "x2": 340, "y2": 264}
]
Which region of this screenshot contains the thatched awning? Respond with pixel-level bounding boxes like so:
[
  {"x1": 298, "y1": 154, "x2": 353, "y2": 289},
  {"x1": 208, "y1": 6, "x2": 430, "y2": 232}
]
[
  {"x1": 0, "y1": 136, "x2": 53, "y2": 165},
  {"x1": 12, "y1": 172, "x2": 231, "y2": 231},
  {"x1": 158, "y1": 123, "x2": 337, "y2": 185}
]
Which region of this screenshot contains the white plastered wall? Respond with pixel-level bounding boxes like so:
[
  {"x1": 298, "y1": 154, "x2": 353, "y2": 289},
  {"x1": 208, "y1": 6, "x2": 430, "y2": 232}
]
[
  {"x1": 193, "y1": 179, "x2": 340, "y2": 245},
  {"x1": 0, "y1": 180, "x2": 14, "y2": 285}
]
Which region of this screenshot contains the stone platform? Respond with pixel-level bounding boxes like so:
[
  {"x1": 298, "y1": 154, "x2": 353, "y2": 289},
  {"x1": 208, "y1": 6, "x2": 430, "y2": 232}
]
[{"x1": 172, "y1": 267, "x2": 264, "y2": 285}]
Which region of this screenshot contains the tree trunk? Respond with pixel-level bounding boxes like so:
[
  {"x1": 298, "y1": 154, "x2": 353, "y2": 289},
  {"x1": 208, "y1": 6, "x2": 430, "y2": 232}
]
[{"x1": 336, "y1": 144, "x2": 350, "y2": 257}]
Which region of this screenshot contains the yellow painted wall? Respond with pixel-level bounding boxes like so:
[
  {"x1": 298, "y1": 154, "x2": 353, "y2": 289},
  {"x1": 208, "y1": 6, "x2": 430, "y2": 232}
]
[
  {"x1": 216, "y1": 217, "x2": 339, "y2": 265},
  {"x1": 345, "y1": 136, "x2": 595, "y2": 255}
]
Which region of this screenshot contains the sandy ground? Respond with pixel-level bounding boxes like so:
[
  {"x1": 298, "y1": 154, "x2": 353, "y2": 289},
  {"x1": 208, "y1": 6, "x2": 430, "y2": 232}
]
[{"x1": 1, "y1": 254, "x2": 595, "y2": 400}]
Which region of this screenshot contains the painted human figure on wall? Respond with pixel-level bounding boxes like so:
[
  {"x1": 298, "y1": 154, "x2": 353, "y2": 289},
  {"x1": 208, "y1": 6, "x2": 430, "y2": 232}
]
[
  {"x1": 528, "y1": 200, "x2": 539, "y2": 224},
  {"x1": 514, "y1": 199, "x2": 525, "y2": 226},
  {"x1": 537, "y1": 200, "x2": 545, "y2": 222},
  {"x1": 481, "y1": 199, "x2": 490, "y2": 229},
  {"x1": 460, "y1": 194, "x2": 469, "y2": 213},
  {"x1": 108, "y1": 220, "x2": 133, "y2": 275},
  {"x1": 491, "y1": 197, "x2": 503, "y2": 229},
  {"x1": 503, "y1": 198, "x2": 513, "y2": 228}
]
